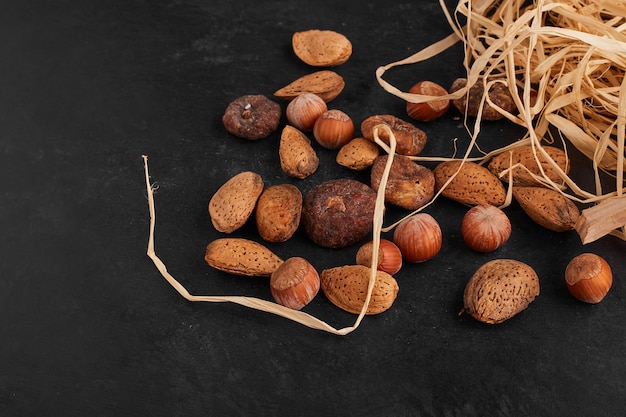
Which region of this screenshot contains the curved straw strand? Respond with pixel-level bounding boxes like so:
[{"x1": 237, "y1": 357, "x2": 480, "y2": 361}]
[{"x1": 141, "y1": 125, "x2": 398, "y2": 335}]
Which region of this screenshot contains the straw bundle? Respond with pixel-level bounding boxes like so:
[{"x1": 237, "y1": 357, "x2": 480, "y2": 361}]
[{"x1": 376, "y1": 0, "x2": 626, "y2": 243}]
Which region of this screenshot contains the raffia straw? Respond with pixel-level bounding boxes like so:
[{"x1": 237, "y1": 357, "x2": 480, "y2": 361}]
[
  {"x1": 141, "y1": 125, "x2": 397, "y2": 335},
  {"x1": 376, "y1": 0, "x2": 626, "y2": 241}
]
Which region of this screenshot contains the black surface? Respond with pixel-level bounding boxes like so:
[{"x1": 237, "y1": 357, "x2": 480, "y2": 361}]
[{"x1": 2, "y1": 1, "x2": 626, "y2": 416}]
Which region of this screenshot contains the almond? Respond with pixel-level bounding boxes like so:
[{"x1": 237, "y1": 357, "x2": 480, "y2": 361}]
[
  {"x1": 433, "y1": 160, "x2": 506, "y2": 206},
  {"x1": 255, "y1": 184, "x2": 303, "y2": 243},
  {"x1": 274, "y1": 70, "x2": 345, "y2": 103},
  {"x1": 463, "y1": 259, "x2": 540, "y2": 324},
  {"x1": 292, "y1": 29, "x2": 352, "y2": 67},
  {"x1": 335, "y1": 137, "x2": 380, "y2": 171},
  {"x1": 204, "y1": 238, "x2": 283, "y2": 277},
  {"x1": 320, "y1": 265, "x2": 399, "y2": 315},
  {"x1": 279, "y1": 125, "x2": 320, "y2": 179},
  {"x1": 208, "y1": 171, "x2": 264, "y2": 233},
  {"x1": 512, "y1": 186, "x2": 580, "y2": 232},
  {"x1": 488, "y1": 145, "x2": 569, "y2": 186}
]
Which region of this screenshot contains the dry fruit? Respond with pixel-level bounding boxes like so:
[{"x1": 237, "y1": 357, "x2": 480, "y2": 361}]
[
  {"x1": 301, "y1": 178, "x2": 377, "y2": 248},
  {"x1": 370, "y1": 154, "x2": 435, "y2": 210},
  {"x1": 222, "y1": 95, "x2": 281, "y2": 140}
]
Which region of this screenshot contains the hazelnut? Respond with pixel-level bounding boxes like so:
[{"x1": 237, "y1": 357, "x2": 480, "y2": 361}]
[
  {"x1": 393, "y1": 213, "x2": 442, "y2": 263},
  {"x1": 270, "y1": 257, "x2": 320, "y2": 310},
  {"x1": 565, "y1": 253, "x2": 612, "y2": 304},
  {"x1": 406, "y1": 80, "x2": 450, "y2": 122},
  {"x1": 461, "y1": 204, "x2": 511, "y2": 253},
  {"x1": 286, "y1": 93, "x2": 328, "y2": 132},
  {"x1": 313, "y1": 109, "x2": 355, "y2": 149},
  {"x1": 355, "y1": 239, "x2": 403, "y2": 275}
]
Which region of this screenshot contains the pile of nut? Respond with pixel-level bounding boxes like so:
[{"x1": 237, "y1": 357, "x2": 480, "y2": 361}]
[{"x1": 208, "y1": 29, "x2": 613, "y2": 325}]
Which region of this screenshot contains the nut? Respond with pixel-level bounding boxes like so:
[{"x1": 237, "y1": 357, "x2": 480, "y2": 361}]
[
  {"x1": 433, "y1": 160, "x2": 507, "y2": 206},
  {"x1": 355, "y1": 239, "x2": 403, "y2": 275},
  {"x1": 461, "y1": 204, "x2": 511, "y2": 253},
  {"x1": 406, "y1": 80, "x2": 450, "y2": 122},
  {"x1": 204, "y1": 238, "x2": 283, "y2": 277},
  {"x1": 255, "y1": 184, "x2": 302, "y2": 243},
  {"x1": 286, "y1": 93, "x2": 328, "y2": 132},
  {"x1": 274, "y1": 70, "x2": 345, "y2": 103},
  {"x1": 279, "y1": 125, "x2": 319, "y2": 179},
  {"x1": 313, "y1": 109, "x2": 355, "y2": 150},
  {"x1": 564, "y1": 253, "x2": 612, "y2": 304},
  {"x1": 487, "y1": 145, "x2": 570, "y2": 186},
  {"x1": 270, "y1": 257, "x2": 320, "y2": 310},
  {"x1": 336, "y1": 137, "x2": 380, "y2": 171},
  {"x1": 320, "y1": 265, "x2": 399, "y2": 315},
  {"x1": 208, "y1": 171, "x2": 264, "y2": 233},
  {"x1": 292, "y1": 29, "x2": 352, "y2": 67},
  {"x1": 512, "y1": 186, "x2": 580, "y2": 232},
  {"x1": 462, "y1": 259, "x2": 540, "y2": 324},
  {"x1": 393, "y1": 213, "x2": 442, "y2": 263}
]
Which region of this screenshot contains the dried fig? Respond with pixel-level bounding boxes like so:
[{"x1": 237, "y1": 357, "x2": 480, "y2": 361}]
[
  {"x1": 371, "y1": 154, "x2": 435, "y2": 210},
  {"x1": 361, "y1": 114, "x2": 427, "y2": 156},
  {"x1": 222, "y1": 95, "x2": 281, "y2": 140},
  {"x1": 449, "y1": 78, "x2": 516, "y2": 121},
  {"x1": 301, "y1": 179, "x2": 377, "y2": 248}
]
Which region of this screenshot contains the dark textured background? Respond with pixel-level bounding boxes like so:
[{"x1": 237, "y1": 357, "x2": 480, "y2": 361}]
[{"x1": 2, "y1": 1, "x2": 625, "y2": 416}]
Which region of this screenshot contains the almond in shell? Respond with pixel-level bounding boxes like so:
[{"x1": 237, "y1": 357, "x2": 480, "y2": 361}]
[
  {"x1": 204, "y1": 238, "x2": 283, "y2": 277},
  {"x1": 274, "y1": 70, "x2": 345, "y2": 103},
  {"x1": 512, "y1": 186, "x2": 580, "y2": 232},
  {"x1": 255, "y1": 184, "x2": 303, "y2": 243},
  {"x1": 463, "y1": 259, "x2": 540, "y2": 324},
  {"x1": 488, "y1": 145, "x2": 569, "y2": 186},
  {"x1": 279, "y1": 125, "x2": 320, "y2": 179},
  {"x1": 433, "y1": 160, "x2": 506, "y2": 206},
  {"x1": 292, "y1": 29, "x2": 352, "y2": 67},
  {"x1": 336, "y1": 137, "x2": 380, "y2": 171},
  {"x1": 208, "y1": 171, "x2": 264, "y2": 233},
  {"x1": 320, "y1": 265, "x2": 399, "y2": 315}
]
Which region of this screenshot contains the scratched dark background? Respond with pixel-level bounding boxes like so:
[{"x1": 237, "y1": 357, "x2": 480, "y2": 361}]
[{"x1": 2, "y1": 0, "x2": 625, "y2": 415}]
